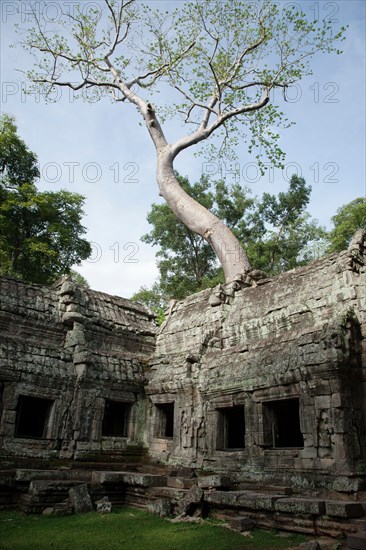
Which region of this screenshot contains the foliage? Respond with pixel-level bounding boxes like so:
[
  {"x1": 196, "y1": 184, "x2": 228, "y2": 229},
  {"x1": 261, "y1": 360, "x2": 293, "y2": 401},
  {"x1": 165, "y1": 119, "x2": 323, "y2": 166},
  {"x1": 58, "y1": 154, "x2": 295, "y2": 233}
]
[
  {"x1": 19, "y1": 0, "x2": 347, "y2": 280},
  {"x1": 131, "y1": 283, "x2": 166, "y2": 325},
  {"x1": 20, "y1": 0, "x2": 347, "y2": 167},
  {"x1": 245, "y1": 175, "x2": 328, "y2": 273},
  {"x1": 0, "y1": 115, "x2": 91, "y2": 284},
  {"x1": 0, "y1": 507, "x2": 308, "y2": 550},
  {"x1": 138, "y1": 174, "x2": 326, "y2": 301},
  {"x1": 327, "y1": 197, "x2": 366, "y2": 252},
  {"x1": 0, "y1": 114, "x2": 39, "y2": 187},
  {"x1": 69, "y1": 270, "x2": 90, "y2": 288}
]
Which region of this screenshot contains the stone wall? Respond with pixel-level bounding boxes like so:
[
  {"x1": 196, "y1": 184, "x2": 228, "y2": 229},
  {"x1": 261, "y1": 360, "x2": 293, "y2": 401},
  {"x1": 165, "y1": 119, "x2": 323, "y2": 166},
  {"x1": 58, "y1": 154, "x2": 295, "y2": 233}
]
[
  {"x1": 146, "y1": 231, "x2": 366, "y2": 491},
  {"x1": 0, "y1": 276, "x2": 156, "y2": 465},
  {"x1": 1, "y1": 232, "x2": 365, "y2": 494}
]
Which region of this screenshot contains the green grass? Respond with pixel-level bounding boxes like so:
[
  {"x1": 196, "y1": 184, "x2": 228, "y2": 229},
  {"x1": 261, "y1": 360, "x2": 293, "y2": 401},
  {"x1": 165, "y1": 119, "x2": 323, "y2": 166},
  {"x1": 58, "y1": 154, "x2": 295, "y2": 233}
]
[{"x1": 0, "y1": 507, "x2": 307, "y2": 550}]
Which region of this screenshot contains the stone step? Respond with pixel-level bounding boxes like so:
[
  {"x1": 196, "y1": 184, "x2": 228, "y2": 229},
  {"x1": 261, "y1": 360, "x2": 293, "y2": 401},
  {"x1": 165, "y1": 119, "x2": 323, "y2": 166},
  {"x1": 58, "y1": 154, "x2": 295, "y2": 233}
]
[
  {"x1": 28, "y1": 480, "x2": 88, "y2": 495},
  {"x1": 325, "y1": 501, "x2": 365, "y2": 519},
  {"x1": 91, "y1": 471, "x2": 167, "y2": 487},
  {"x1": 15, "y1": 469, "x2": 91, "y2": 482}
]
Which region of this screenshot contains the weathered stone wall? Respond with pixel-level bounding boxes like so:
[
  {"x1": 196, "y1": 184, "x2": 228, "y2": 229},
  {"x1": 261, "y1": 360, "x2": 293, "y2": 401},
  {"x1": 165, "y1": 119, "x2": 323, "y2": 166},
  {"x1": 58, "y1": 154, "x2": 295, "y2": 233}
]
[
  {"x1": 0, "y1": 276, "x2": 156, "y2": 464},
  {"x1": 146, "y1": 231, "x2": 366, "y2": 491},
  {"x1": 1, "y1": 233, "x2": 365, "y2": 493}
]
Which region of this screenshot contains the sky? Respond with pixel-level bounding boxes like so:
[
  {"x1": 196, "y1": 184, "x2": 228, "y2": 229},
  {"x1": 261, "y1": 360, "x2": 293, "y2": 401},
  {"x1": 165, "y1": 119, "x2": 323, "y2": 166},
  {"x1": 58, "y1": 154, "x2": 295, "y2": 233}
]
[{"x1": 0, "y1": 0, "x2": 365, "y2": 298}]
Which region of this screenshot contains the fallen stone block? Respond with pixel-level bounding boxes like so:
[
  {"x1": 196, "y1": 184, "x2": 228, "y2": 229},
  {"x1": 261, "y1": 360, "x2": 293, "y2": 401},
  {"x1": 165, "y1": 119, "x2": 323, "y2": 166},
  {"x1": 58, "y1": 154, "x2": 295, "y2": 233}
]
[
  {"x1": 228, "y1": 516, "x2": 255, "y2": 531},
  {"x1": 95, "y1": 496, "x2": 112, "y2": 514},
  {"x1": 42, "y1": 499, "x2": 72, "y2": 516},
  {"x1": 29, "y1": 480, "x2": 84, "y2": 495},
  {"x1": 175, "y1": 487, "x2": 204, "y2": 516},
  {"x1": 325, "y1": 501, "x2": 364, "y2": 518},
  {"x1": 68, "y1": 484, "x2": 93, "y2": 513},
  {"x1": 347, "y1": 531, "x2": 366, "y2": 550},
  {"x1": 147, "y1": 499, "x2": 171, "y2": 517}
]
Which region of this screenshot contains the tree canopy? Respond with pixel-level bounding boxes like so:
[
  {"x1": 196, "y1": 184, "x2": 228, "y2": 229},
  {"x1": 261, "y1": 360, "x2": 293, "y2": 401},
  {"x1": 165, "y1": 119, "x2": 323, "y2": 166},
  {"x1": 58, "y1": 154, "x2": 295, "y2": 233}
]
[
  {"x1": 0, "y1": 114, "x2": 91, "y2": 284},
  {"x1": 327, "y1": 198, "x2": 366, "y2": 252},
  {"x1": 20, "y1": 0, "x2": 347, "y2": 282}
]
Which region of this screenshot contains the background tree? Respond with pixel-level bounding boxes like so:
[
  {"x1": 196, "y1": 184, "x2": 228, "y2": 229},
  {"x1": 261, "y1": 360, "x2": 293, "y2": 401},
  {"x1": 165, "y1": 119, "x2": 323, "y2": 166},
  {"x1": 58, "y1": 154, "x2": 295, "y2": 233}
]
[
  {"x1": 130, "y1": 283, "x2": 166, "y2": 325},
  {"x1": 0, "y1": 115, "x2": 91, "y2": 284},
  {"x1": 246, "y1": 175, "x2": 328, "y2": 273},
  {"x1": 21, "y1": 0, "x2": 346, "y2": 282},
  {"x1": 135, "y1": 173, "x2": 326, "y2": 303},
  {"x1": 0, "y1": 114, "x2": 39, "y2": 187},
  {"x1": 327, "y1": 198, "x2": 366, "y2": 252}
]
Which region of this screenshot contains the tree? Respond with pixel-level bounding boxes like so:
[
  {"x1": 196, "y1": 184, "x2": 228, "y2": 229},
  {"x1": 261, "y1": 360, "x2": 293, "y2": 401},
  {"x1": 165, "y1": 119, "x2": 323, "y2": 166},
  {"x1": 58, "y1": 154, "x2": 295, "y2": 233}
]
[
  {"x1": 69, "y1": 269, "x2": 90, "y2": 288},
  {"x1": 142, "y1": 174, "x2": 225, "y2": 299},
  {"x1": 20, "y1": 0, "x2": 346, "y2": 282},
  {"x1": 0, "y1": 115, "x2": 92, "y2": 284},
  {"x1": 137, "y1": 174, "x2": 326, "y2": 301},
  {"x1": 327, "y1": 198, "x2": 366, "y2": 252},
  {"x1": 0, "y1": 114, "x2": 40, "y2": 187},
  {"x1": 245, "y1": 175, "x2": 327, "y2": 274},
  {"x1": 130, "y1": 283, "x2": 166, "y2": 325}
]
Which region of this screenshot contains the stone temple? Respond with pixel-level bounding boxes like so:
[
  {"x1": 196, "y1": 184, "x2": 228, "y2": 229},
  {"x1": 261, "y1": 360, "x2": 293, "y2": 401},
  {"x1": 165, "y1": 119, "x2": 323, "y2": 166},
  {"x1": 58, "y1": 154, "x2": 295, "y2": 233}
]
[{"x1": 0, "y1": 230, "x2": 365, "y2": 539}]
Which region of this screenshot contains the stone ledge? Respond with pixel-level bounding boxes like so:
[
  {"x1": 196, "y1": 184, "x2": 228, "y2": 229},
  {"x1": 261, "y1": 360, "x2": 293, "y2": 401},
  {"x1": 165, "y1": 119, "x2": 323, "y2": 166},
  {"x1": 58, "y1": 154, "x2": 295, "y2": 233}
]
[
  {"x1": 325, "y1": 501, "x2": 365, "y2": 519},
  {"x1": 274, "y1": 498, "x2": 325, "y2": 515},
  {"x1": 91, "y1": 471, "x2": 167, "y2": 487},
  {"x1": 205, "y1": 490, "x2": 279, "y2": 511}
]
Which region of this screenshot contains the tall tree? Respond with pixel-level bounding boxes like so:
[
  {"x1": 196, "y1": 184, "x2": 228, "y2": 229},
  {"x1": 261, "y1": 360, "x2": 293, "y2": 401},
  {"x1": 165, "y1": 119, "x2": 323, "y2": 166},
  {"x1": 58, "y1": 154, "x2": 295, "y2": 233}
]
[
  {"x1": 20, "y1": 0, "x2": 346, "y2": 282},
  {"x1": 138, "y1": 174, "x2": 326, "y2": 301},
  {"x1": 0, "y1": 115, "x2": 91, "y2": 284}
]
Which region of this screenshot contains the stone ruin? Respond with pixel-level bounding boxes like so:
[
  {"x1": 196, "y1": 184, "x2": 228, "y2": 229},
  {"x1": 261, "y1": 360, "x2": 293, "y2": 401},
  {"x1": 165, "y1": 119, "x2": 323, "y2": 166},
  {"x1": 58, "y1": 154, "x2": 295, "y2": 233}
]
[{"x1": 0, "y1": 230, "x2": 365, "y2": 540}]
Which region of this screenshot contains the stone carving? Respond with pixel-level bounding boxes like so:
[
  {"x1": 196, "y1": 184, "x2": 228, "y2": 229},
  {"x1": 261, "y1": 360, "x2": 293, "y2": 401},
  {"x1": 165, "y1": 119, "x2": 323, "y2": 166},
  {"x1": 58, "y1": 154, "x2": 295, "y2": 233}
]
[
  {"x1": 196, "y1": 418, "x2": 208, "y2": 455},
  {"x1": 181, "y1": 410, "x2": 191, "y2": 449},
  {"x1": 317, "y1": 410, "x2": 334, "y2": 458}
]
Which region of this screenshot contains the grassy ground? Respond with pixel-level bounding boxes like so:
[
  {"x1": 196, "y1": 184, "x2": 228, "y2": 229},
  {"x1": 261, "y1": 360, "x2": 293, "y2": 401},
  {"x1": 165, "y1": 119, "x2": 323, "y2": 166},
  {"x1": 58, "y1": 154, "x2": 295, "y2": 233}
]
[{"x1": 0, "y1": 507, "x2": 308, "y2": 550}]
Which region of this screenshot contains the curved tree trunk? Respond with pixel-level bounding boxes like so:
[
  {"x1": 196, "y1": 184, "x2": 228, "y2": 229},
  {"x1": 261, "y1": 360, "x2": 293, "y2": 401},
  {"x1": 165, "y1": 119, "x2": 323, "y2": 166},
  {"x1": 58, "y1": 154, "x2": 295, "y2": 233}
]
[
  {"x1": 156, "y1": 147, "x2": 251, "y2": 282},
  {"x1": 104, "y1": 65, "x2": 252, "y2": 282}
]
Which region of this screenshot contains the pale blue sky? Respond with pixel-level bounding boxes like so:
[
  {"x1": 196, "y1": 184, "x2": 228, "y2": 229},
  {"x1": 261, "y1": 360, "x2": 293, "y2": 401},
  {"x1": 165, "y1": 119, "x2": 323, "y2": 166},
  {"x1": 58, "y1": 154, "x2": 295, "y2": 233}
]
[{"x1": 0, "y1": 0, "x2": 365, "y2": 297}]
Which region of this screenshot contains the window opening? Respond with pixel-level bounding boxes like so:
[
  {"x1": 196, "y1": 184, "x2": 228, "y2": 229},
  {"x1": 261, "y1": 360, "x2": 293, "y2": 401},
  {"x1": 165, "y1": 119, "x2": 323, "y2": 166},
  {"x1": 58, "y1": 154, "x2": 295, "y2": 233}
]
[
  {"x1": 156, "y1": 402, "x2": 174, "y2": 438},
  {"x1": 102, "y1": 400, "x2": 131, "y2": 437},
  {"x1": 15, "y1": 395, "x2": 53, "y2": 439},
  {"x1": 217, "y1": 405, "x2": 245, "y2": 450},
  {"x1": 262, "y1": 398, "x2": 304, "y2": 448}
]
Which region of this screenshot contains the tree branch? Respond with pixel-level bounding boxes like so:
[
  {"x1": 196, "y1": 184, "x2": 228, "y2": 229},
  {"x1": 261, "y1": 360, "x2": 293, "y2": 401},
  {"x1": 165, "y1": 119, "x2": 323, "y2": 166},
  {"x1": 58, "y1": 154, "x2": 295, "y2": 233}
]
[{"x1": 172, "y1": 88, "x2": 270, "y2": 157}]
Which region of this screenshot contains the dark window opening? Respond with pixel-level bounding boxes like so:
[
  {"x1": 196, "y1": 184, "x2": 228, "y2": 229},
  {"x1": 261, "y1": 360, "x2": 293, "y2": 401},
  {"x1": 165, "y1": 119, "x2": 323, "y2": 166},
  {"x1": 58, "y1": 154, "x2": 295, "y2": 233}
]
[
  {"x1": 156, "y1": 402, "x2": 174, "y2": 438},
  {"x1": 102, "y1": 400, "x2": 131, "y2": 437},
  {"x1": 263, "y1": 398, "x2": 304, "y2": 448},
  {"x1": 217, "y1": 405, "x2": 245, "y2": 450},
  {"x1": 15, "y1": 395, "x2": 53, "y2": 439}
]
